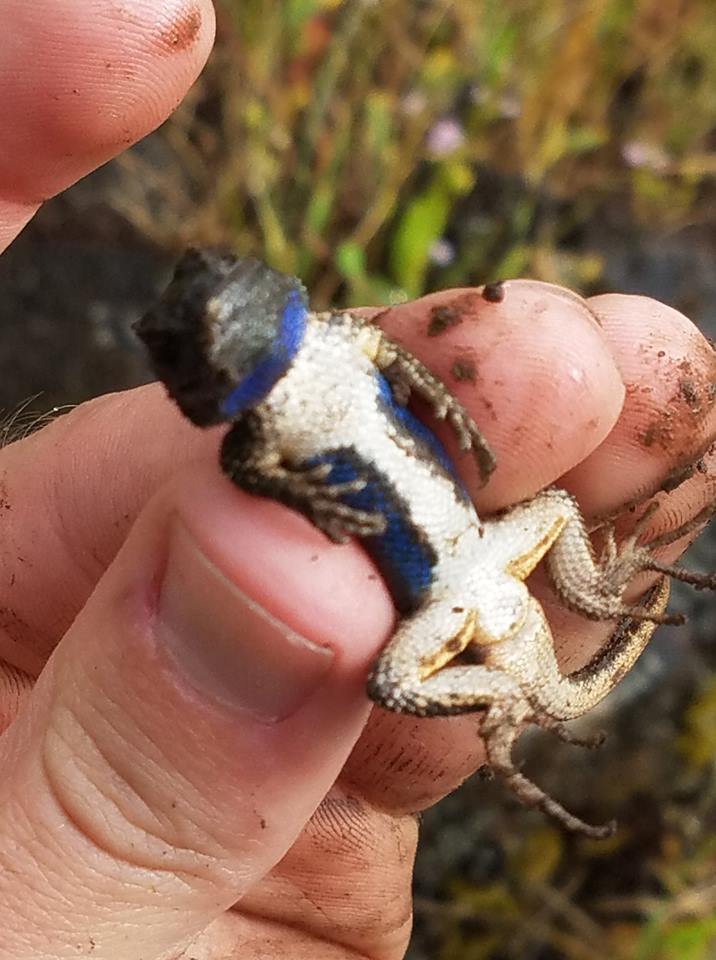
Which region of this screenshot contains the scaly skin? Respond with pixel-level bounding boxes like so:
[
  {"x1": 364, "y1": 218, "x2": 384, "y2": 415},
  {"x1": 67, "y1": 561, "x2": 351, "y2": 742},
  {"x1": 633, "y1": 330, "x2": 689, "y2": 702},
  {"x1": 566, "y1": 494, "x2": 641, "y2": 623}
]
[{"x1": 136, "y1": 250, "x2": 715, "y2": 838}]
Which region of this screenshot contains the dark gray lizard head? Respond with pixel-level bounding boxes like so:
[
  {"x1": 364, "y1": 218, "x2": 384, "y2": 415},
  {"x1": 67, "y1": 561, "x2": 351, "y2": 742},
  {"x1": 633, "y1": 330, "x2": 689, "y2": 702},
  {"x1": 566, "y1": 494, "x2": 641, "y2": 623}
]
[{"x1": 134, "y1": 248, "x2": 309, "y2": 425}]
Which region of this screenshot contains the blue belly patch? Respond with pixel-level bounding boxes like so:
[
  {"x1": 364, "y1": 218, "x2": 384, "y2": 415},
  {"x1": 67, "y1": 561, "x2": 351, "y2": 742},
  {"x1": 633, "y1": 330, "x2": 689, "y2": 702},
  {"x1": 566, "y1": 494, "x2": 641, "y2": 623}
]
[{"x1": 308, "y1": 450, "x2": 436, "y2": 613}]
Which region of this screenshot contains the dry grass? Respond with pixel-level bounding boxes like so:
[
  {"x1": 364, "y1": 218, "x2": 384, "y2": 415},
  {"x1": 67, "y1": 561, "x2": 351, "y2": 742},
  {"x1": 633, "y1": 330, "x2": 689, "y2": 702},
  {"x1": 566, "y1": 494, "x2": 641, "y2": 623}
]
[{"x1": 110, "y1": 0, "x2": 716, "y2": 307}]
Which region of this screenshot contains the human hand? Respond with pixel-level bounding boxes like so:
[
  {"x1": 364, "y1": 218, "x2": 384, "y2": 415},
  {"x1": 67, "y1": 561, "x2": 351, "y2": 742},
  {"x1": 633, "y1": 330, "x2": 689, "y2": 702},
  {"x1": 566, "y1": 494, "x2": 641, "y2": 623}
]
[{"x1": 1, "y1": 3, "x2": 715, "y2": 959}]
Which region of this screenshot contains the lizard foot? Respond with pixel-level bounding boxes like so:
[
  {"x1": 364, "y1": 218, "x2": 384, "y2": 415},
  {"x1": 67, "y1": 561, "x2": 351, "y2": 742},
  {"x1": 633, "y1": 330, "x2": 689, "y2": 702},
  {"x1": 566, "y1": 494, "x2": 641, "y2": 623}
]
[
  {"x1": 540, "y1": 717, "x2": 607, "y2": 750},
  {"x1": 482, "y1": 714, "x2": 615, "y2": 839}
]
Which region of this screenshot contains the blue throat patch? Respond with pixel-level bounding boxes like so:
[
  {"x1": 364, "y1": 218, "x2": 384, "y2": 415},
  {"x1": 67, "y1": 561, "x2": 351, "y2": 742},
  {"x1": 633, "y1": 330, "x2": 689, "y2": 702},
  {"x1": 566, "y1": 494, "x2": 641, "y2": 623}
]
[{"x1": 220, "y1": 290, "x2": 307, "y2": 417}]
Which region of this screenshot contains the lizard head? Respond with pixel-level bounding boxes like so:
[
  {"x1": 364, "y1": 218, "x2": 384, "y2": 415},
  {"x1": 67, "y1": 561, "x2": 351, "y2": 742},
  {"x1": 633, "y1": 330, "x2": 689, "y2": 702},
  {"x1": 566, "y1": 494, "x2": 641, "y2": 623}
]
[{"x1": 134, "y1": 249, "x2": 309, "y2": 425}]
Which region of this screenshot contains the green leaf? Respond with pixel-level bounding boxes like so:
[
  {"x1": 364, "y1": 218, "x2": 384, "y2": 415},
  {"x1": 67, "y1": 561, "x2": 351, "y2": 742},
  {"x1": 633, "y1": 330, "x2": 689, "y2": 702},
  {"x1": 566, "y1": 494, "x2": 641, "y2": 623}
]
[
  {"x1": 390, "y1": 164, "x2": 474, "y2": 297},
  {"x1": 660, "y1": 916, "x2": 716, "y2": 960},
  {"x1": 335, "y1": 241, "x2": 366, "y2": 279}
]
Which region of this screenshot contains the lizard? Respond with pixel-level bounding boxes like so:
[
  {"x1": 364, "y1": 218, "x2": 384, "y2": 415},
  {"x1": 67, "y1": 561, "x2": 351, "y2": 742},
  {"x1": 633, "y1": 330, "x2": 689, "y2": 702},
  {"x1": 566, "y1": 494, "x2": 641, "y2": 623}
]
[{"x1": 135, "y1": 248, "x2": 715, "y2": 838}]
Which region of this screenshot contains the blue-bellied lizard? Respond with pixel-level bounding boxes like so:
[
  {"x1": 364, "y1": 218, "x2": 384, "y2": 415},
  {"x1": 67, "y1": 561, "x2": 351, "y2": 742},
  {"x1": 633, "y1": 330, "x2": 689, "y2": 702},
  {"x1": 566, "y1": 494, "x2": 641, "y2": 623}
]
[{"x1": 135, "y1": 249, "x2": 715, "y2": 838}]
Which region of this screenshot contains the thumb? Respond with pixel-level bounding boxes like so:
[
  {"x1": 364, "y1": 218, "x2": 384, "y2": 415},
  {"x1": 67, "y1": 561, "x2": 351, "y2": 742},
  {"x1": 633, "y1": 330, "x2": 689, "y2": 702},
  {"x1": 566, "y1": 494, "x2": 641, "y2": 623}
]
[{"x1": 0, "y1": 462, "x2": 393, "y2": 960}]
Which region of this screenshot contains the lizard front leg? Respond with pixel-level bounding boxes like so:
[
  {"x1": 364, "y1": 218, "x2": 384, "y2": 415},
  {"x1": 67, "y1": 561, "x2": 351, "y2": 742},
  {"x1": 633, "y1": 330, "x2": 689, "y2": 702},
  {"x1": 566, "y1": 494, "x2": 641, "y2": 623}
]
[
  {"x1": 374, "y1": 336, "x2": 497, "y2": 485},
  {"x1": 220, "y1": 412, "x2": 387, "y2": 543}
]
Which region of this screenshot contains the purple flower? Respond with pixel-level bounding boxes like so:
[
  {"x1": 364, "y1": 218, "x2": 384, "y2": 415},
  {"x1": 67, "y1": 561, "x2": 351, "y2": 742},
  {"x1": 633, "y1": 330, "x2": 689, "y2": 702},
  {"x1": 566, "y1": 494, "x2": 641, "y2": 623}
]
[
  {"x1": 621, "y1": 140, "x2": 670, "y2": 173},
  {"x1": 426, "y1": 118, "x2": 465, "y2": 157},
  {"x1": 428, "y1": 238, "x2": 456, "y2": 267}
]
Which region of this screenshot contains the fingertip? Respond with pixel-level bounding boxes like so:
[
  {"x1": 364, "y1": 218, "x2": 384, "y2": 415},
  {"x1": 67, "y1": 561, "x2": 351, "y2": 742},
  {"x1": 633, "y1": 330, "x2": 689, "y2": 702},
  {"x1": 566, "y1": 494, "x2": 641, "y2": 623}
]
[
  {"x1": 563, "y1": 293, "x2": 716, "y2": 514},
  {"x1": 0, "y1": 0, "x2": 216, "y2": 210},
  {"x1": 375, "y1": 280, "x2": 625, "y2": 508},
  {"x1": 0, "y1": 197, "x2": 38, "y2": 251}
]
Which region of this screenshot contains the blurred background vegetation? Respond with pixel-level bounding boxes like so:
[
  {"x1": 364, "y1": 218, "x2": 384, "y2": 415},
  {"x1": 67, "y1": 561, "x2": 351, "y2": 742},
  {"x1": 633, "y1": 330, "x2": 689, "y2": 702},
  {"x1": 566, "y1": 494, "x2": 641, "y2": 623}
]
[
  {"x1": 115, "y1": 0, "x2": 716, "y2": 310},
  {"x1": 1, "y1": 1, "x2": 715, "y2": 957}
]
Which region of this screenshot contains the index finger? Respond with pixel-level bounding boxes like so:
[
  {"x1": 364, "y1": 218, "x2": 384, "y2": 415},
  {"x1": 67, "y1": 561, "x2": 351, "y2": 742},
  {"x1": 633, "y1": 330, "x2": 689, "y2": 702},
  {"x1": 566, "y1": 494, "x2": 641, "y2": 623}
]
[
  {"x1": 0, "y1": 0, "x2": 215, "y2": 250},
  {"x1": 370, "y1": 280, "x2": 626, "y2": 509}
]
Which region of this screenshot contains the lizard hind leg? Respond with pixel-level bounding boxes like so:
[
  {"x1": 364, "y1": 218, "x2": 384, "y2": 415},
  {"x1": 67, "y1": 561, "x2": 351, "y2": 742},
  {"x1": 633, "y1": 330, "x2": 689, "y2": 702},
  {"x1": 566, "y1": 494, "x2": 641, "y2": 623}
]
[
  {"x1": 586, "y1": 499, "x2": 716, "y2": 622},
  {"x1": 539, "y1": 716, "x2": 607, "y2": 750},
  {"x1": 367, "y1": 600, "x2": 615, "y2": 836},
  {"x1": 366, "y1": 598, "x2": 524, "y2": 716},
  {"x1": 537, "y1": 489, "x2": 698, "y2": 626},
  {"x1": 637, "y1": 498, "x2": 716, "y2": 591},
  {"x1": 480, "y1": 712, "x2": 616, "y2": 839}
]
